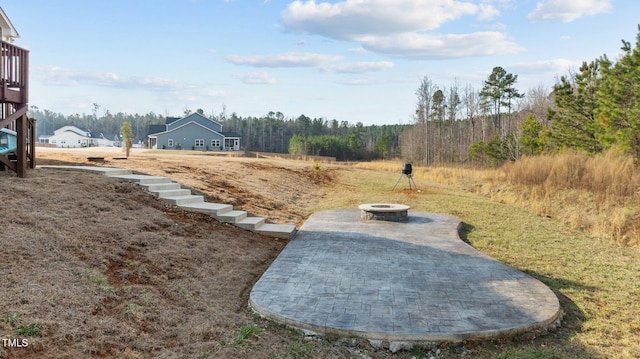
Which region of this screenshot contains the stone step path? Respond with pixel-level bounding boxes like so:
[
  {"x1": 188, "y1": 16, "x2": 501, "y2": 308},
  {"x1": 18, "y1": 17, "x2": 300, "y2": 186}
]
[{"x1": 38, "y1": 166, "x2": 296, "y2": 239}]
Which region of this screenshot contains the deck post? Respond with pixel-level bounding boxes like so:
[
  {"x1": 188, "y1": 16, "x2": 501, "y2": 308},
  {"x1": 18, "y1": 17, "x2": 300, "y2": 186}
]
[
  {"x1": 29, "y1": 118, "x2": 36, "y2": 169},
  {"x1": 15, "y1": 112, "x2": 27, "y2": 177}
]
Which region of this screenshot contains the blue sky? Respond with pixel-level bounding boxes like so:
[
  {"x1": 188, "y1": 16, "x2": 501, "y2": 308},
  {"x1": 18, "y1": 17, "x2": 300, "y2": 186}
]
[{"x1": 3, "y1": 0, "x2": 639, "y2": 125}]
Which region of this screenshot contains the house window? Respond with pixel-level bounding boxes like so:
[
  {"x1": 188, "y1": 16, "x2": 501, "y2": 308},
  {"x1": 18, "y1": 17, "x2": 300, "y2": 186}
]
[
  {"x1": 195, "y1": 139, "x2": 204, "y2": 147},
  {"x1": 211, "y1": 139, "x2": 220, "y2": 148},
  {"x1": 168, "y1": 139, "x2": 174, "y2": 147}
]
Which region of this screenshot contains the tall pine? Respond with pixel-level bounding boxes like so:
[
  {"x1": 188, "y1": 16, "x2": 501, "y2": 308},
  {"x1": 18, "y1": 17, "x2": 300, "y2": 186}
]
[
  {"x1": 596, "y1": 25, "x2": 640, "y2": 159},
  {"x1": 548, "y1": 61, "x2": 604, "y2": 153}
]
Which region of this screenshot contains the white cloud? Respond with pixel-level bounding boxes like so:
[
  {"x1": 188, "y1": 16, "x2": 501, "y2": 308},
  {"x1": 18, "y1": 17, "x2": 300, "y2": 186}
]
[
  {"x1": 319, "y1": 61, "x2": 394, "y2": 73},
  {"x1": 527, "y1": 0, "x2": 612, "y2": 23},
  {"x1": 357, "y1": 32, "x2": 523, "y2": 59},
  {"x1": 282, "y1": 0, "x2": 493, "y2": 38},
  {"x1": 225, "y1": 51, "x2": 396, "y2": 75},
  {"x1": 348, "y1": 47, "x2": 368, "y2": 54},
  {"x1": 512, "y1": 58, "x2": 580, "y2": 73},
  {"x1": 225, "y1": 52, "x2": 343, "y2": 67},
  {"x1": 335, "y1": 77, "x2": 395, "y2": 85},
  {"x1": 509, "y1": 58, "x2": 583, "y2": 87},
  {"x1": 281, "y1": 0, "x2": 520, "y2": 59},
  {"x1": 231, "y1": 71, "x2": 277, "y2": 84},
  {"x1": 39, "y1": 65, "x2": 194, "y2": 91},
  {"x1": 477, "y1": 3, "x2": 501, "y2": 20}
]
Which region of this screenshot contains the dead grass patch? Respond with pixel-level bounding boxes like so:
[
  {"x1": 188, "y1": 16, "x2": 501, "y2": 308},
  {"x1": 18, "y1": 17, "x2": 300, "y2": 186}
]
[{"x1": 357, "y1": 152, "x2": 640, "y2": 247}]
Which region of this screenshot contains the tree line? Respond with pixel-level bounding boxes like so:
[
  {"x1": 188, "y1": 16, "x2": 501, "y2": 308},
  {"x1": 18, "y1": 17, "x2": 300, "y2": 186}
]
[
  {"x1": 400, "y1": 70, "x2": 552, "y2": 166},
  {"x1": 545, "y1": 26, "x2": 640, "y2": 160},
  {"x1": 29, "y1": 105, "x2": 406, "y2": 160},
  {"x1": 402, "y1": 25, "x2": 640, "y2": 166},
  {"x1": 217, "y1": 110, "x2": 407, "y2": 160}
]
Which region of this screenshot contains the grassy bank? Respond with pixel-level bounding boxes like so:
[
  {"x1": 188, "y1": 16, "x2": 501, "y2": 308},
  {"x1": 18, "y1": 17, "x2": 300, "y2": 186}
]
[{"x1": 316, "y1": 166, "x2": 640, "y2": 358}]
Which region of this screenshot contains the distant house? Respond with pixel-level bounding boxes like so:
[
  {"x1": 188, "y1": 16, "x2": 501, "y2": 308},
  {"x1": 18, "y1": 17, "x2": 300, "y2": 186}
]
[
  {"x1": 147, "y1": 113, "x2": 241, "y2": 151},
  {"x1": 0, "y1": 6, "x2": 20, "y2": 43},
  {"x1": 38, "y1": 126, "x2": 117, "y2": 147}
]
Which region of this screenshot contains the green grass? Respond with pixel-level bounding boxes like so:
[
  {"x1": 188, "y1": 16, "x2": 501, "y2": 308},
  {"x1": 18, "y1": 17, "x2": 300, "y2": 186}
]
[
  {"x1": 231, "y1": 324, "x2": 263, "y2": 347},
  {"x1": 125, "y1": 301, "x2": 143, "y2": 320},
  {"x1": 15, "y1": 323, "x2": 41, "y2": 337},
  {"x1": 85, "y1": 268, "x2": 118, "y2": 300},
  {"x1": 4, "y1": 313, "x2": 41, "y2": 337},
  {"x1": 286, "y1": 339, "x2": 315, "y2": 358},
  {"x1": 4, "y1": 313, "x2": 20, "y2": 325},
  {"x1": 489, "y1": 347, "x2": 563, "y2": 359},
  {"x1": 315, "y1": 167, "x2": 640, "y2": 359}
]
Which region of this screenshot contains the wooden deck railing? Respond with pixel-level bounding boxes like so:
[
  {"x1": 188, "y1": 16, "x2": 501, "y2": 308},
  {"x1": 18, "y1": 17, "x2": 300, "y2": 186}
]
[
  {"x1": 0, "y1": 40, "x2": 32, "y2": 177},
  {"x1": 1, "y1": 40, "x2": 29, "y2": 104}
]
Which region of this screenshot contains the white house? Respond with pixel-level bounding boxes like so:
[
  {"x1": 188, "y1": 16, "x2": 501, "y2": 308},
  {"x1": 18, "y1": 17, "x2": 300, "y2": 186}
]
[
  {"x1": 38, "y1": 126, "x2": 117, "y2": 147},
  {"x1": 0, "y1": 7, "x2": 20, "y2": 43}
]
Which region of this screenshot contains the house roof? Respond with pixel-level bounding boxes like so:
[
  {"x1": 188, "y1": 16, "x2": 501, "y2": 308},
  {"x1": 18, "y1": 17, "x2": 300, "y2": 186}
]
[
  {"x1": 149, "y1": 120, "x2": 223, "y2": 137},
  {"x1": 221, "y1": 131, "x2": 241, "y2": 138},
  {"x1": 0, "y1": 7, "x2": 20, "y2": 42},
  {"x1": 90, "y1": 132, "x2": 118, "y2": 140},
  {"x1": 165, "y1": 117, "x2": 181, "y2": 124},
  {"x1": 148, "y1": 124, "x2": 166, "y2": 136},
  {"x1": 54, "y1": 125, "x2": 90, "y2": 137}
]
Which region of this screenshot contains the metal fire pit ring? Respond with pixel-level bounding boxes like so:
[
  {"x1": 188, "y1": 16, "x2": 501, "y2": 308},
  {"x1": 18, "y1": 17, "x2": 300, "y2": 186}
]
[{"x1": 358, "y1": 203, "x2": 410, "y2": 222}]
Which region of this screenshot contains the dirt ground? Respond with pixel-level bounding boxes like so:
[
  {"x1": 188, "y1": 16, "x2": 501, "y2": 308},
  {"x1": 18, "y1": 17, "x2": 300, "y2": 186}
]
[
  {"x1": 0, "y1": 148, "x2": 369, "y2": 359},
  {"x1": 36, "y1": 147, "x2": 337, "y2": 225}
]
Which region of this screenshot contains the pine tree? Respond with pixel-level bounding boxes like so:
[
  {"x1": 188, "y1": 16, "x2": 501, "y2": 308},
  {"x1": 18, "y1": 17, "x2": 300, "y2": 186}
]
[
  {"x1": 548, "y1": 61, "x2": 604, "y2": 153},
  {"x1": 479, "y1": 67, "x2": 523, "y2": 139},
  {"x1": 596, "y1": 25, "x2": 640, "y2": 159}
]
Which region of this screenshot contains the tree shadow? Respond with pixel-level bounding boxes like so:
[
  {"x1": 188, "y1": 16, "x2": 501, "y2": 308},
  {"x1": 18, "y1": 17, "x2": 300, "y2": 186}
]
[{"x1": 458, "y1": 221, "x2": 475, "y2": 245}]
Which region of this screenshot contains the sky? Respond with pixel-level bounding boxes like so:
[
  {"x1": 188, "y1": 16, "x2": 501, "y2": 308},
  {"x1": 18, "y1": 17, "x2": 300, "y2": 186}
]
[{"x1": 2, "y1": 0, "x2": 639, "y2": 126}]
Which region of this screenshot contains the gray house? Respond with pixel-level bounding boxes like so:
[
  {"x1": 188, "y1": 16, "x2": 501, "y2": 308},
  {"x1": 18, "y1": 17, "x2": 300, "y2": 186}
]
[{"x1": 147, "y1": 113, "x2": 241, "y2": 151}]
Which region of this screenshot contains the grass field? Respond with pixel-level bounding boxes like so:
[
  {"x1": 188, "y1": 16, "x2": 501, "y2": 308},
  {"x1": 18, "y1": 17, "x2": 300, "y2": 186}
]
[{"x1": 1, "y1": 148, "x2": 638, "y2": 358}]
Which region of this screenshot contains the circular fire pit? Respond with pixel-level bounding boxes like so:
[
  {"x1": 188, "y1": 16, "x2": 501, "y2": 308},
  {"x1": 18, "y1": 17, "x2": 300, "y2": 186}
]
[{"x1": 358, "y1": 203, "x2": 410, "y2": 222}]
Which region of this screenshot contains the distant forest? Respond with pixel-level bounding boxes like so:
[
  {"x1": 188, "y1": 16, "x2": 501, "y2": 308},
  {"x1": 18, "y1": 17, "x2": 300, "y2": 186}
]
[
  {"x1": 31, "y1": 26, "x2": 640, "y2": 164},
  {"x1": 31, "y1": 105, "x2": 408, "y2": 161}
]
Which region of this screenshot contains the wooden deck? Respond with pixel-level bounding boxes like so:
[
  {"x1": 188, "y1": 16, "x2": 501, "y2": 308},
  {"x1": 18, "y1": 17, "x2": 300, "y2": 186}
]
[{"x1": 0, "y1": 39, "x2": 34, "y2": 177}]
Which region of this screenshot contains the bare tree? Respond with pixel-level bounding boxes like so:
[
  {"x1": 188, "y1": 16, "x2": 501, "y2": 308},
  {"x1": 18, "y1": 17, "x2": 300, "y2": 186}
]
[
  {"x1": 414, "y1": 76, "x2": 436, "y2": 164},
  {"x1": 524, "y1": 85, "x2": 552, "y2": 127},
  {"x1": 463, "y1": 84, "x2": 480, "y2": 143}
]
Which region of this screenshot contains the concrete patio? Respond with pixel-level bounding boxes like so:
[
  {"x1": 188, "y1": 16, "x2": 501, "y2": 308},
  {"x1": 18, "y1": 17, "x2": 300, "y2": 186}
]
[{"x1": 249, "y1": 209, "x2": 561, "y2": 350}]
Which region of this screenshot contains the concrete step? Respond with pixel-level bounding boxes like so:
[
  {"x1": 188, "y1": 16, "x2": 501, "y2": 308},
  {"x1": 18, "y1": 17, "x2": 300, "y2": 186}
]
[
  {"x1": 161, "y1": 195, "x2": 204, "y2": 206},
  {"x1": 87, "y1": 167, "x2": 133, "y2": 176},
  {"x1": 216, "y1": 210, "x2": 247, "y2": 223},
  {"x1": 236, "y1": 216, "x2": 266, "y2": 230},
  {"x1": 109, "y1": 174, "x2": 172, "y2": 185},
  {"x1": 140, "y1": 182, "x2": 182, "y2": 192},
  {"x1": 152, "y1": 188, "x2": 192, "y2": 198},
  {"x1": 178, "y1": 202, "x2": 233, "y2": 216},
  {"x1": 255, "y1": 223, "x2": 297, "y2": 239}
]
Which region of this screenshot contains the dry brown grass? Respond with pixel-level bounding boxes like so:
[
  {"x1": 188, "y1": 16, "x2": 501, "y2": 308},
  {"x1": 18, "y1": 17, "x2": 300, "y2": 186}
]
[
  {"x1": 0, "y1": 169, "x2": 290, "y2": 358},
  {"x1": 357, "y1": 152, "x2": 640, "y2": 247},
  {"x1": 501, "y1": 150, "x2": 640, "y2": 246}
]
